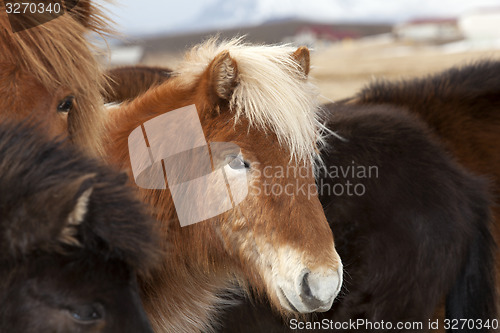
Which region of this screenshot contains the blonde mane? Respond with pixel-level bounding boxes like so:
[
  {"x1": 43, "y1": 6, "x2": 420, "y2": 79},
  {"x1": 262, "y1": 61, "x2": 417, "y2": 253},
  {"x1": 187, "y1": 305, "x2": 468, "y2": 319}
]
[
  {"x1": 0, "y1": 3, "x2": 111, "y2": 155},
  {"x1": 174, "y1": 38, "x2": 329, "y2": 167}
]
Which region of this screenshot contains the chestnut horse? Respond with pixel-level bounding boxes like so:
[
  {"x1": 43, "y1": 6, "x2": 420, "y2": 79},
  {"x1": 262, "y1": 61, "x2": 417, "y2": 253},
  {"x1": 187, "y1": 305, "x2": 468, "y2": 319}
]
[
  {"x1": 104, "y1": 61, "x2": 497, "y2": 331},
  {"x1": 105, "y1": 39, "x2": 343, "y2": 332},
  {"x1": 0, "y1": 1, "x2": 108, "y2": 154},
  {"x1": 0, "y1": 121, "x2": 161, "y2": 333}
]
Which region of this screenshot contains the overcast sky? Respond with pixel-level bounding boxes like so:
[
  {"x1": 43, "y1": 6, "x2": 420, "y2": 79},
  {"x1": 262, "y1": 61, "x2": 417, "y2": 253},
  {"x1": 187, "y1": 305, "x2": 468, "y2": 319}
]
[{"x1": 102, "y1": 0, "x2": 500, "y2": 36}]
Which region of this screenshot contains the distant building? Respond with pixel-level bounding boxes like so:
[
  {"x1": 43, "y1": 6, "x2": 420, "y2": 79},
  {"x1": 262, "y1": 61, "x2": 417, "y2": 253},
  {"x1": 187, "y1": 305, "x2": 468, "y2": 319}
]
[
  {"x1": 394, "y1": 18, "x2": 462, "y2": 44},
  {"x1": 108, "y1": 46, "x2": 144, "y2": 66},
  {"x1": 286, "y1": 25, "x2": 360, "y2": 47},
  {"x1": 459, "y1": 7, "x2": 500, "y2": 40}
]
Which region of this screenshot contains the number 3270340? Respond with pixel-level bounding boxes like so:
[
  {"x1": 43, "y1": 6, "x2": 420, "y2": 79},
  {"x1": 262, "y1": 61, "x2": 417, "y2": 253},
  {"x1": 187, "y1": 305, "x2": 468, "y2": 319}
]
[{"x1": 5, "y1": 2, "x2": 62, "y2": 15}]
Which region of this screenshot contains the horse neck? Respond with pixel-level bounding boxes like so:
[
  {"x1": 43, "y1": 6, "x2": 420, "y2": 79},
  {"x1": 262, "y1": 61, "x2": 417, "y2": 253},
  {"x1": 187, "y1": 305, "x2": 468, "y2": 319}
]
[
  {"x1": 106, "y1": 89, "x2": 237, "y2": 332},
  {"x1": 140, "y1": 257, "x2": 236, "y2": 333},
  {"x1": 135, "y1": 190, "x2": 236, "y2": 332}
]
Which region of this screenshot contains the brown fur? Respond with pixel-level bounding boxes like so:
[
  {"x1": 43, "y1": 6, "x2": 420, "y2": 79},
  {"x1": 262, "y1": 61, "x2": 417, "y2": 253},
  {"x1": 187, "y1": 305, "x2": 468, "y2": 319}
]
[
  {"x1": 0, "y1": 1, "x2": 110, "y2": 155},
  {"x1": 291, "y1": 47, "x2": 310, "y2": 77},
  {"x1": 105, "y1": 65, "x2": 172, "y2": 103}
]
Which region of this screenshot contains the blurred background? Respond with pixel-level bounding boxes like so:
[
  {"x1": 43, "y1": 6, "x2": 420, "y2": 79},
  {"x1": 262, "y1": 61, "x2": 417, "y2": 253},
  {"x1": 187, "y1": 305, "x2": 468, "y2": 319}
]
[{"x1": 100, "y1": 0, "x2": 500, "y2": 101}]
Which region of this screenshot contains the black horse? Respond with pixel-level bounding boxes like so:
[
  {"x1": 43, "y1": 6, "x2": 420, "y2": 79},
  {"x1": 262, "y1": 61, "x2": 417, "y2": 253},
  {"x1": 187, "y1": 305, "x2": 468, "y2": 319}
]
[{"x1": 0, "y1": 121, "x2": 161, "y2": 333}]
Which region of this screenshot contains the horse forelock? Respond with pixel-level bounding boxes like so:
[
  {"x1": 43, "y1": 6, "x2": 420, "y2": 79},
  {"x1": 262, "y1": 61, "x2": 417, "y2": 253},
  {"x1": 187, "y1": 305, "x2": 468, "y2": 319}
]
[
  {"x1": 0, "y1": 3, "x2": 110, "y2": 91},
  {"x1": 0, "y1": 4, "x2": 111, "y2": 155},
  {"x1": 173, "y1": 38, "x2": 330, "y2": 169}
]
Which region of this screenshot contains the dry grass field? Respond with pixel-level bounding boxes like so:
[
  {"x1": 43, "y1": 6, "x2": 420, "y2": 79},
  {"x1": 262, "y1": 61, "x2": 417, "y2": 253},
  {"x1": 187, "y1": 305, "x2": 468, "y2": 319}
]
[{"x1": 310, "y1": 36, "x2": 500, "y2": 102}]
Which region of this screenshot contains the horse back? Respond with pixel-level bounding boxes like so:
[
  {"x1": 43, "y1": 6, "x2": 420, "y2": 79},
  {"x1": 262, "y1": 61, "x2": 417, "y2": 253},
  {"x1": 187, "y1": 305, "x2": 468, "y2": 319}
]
[
  {"x1": 105, "y1": 65, "x2": 172, "y2": 103},
  {"x1": 353, "y1": 60, "x2": 500, "y2": 194},
  {"x1": 320, "y1": 102, "x2": 496, "y2": 330}
]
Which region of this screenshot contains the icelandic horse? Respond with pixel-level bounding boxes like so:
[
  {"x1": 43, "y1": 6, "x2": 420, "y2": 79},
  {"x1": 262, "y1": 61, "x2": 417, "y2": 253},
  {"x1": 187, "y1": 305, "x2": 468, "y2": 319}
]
[
  {"x1": 0, "y1": 0, "x2": 109, "y2": 155},
  {"x1": 104, "y1": 39, "x2": 343, "y2": 332},
  {"x1": 347, "y1": 60, "x2": 500, "y2": 325}
]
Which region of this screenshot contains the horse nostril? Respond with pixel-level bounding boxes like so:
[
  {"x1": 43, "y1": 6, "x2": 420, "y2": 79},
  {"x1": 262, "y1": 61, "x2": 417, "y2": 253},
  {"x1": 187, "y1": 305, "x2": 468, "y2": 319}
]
[
  {"x1": 301, "y1": 272, "x2": 313, "y2": 298},
  {"x1": 299, "y1": 271, "x2": 324, "y2": 310},
  {"x1": 298, "y1": 269, "x2": 340, "y2": 312}
]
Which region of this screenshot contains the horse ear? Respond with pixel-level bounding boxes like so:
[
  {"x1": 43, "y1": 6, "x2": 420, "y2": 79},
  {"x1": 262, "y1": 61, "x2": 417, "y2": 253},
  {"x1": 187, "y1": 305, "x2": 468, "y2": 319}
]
[
  {"x1": 0, "y1": 174, "x2": 94, "y2": 259},
  {"x1": 292, "y1": 46, "x2": 311, "y2": 77},
  {"x1": 59, "y1": 187, "x2": 93, "y2": 247},
  {"x1": 206, "y1": 50, "x2": 239, "y2": 103}
]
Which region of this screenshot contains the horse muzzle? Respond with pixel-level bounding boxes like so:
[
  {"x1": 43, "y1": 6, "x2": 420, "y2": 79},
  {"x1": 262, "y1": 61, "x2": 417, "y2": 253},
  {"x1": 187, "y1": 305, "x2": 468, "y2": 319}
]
[{"x1": 278, "y1": 265, "x2": 342, "y2": 313}]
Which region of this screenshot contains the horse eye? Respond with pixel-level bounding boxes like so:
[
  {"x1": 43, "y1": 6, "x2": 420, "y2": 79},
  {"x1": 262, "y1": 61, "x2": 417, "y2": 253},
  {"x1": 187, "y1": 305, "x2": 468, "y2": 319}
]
[
  {"x1": 69, "y1": 303, "x2": 104, "y2": 323},
  {"x1": 227, "y1": 155, "x2": 250, "y2": 170},
  {"x1": 57, "y1": 95, "x2": 75, "y2": 113}
]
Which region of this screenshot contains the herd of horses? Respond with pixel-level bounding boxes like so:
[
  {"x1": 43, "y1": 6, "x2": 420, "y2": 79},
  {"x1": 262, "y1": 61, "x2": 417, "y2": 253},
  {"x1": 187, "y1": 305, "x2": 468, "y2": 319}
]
[{"x1": 0, "y1": 1, "x2": 499, "y2": 332}]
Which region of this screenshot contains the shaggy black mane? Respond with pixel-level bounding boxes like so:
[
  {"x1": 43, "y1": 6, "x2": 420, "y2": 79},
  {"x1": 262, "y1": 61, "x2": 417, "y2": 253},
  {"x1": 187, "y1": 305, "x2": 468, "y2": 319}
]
[{"x1": 358, "y1": 60, "x2": 500, "y2": 107}]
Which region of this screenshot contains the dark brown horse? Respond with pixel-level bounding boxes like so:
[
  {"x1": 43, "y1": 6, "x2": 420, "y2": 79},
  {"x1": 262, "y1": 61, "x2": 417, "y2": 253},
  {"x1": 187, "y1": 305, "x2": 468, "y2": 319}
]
[
  {"x1": 0, "y1": 121, "x2": 161, "y2": 333},
  {"x1": 351, "y1": 60, "x2": 500, "y2": 298}
]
